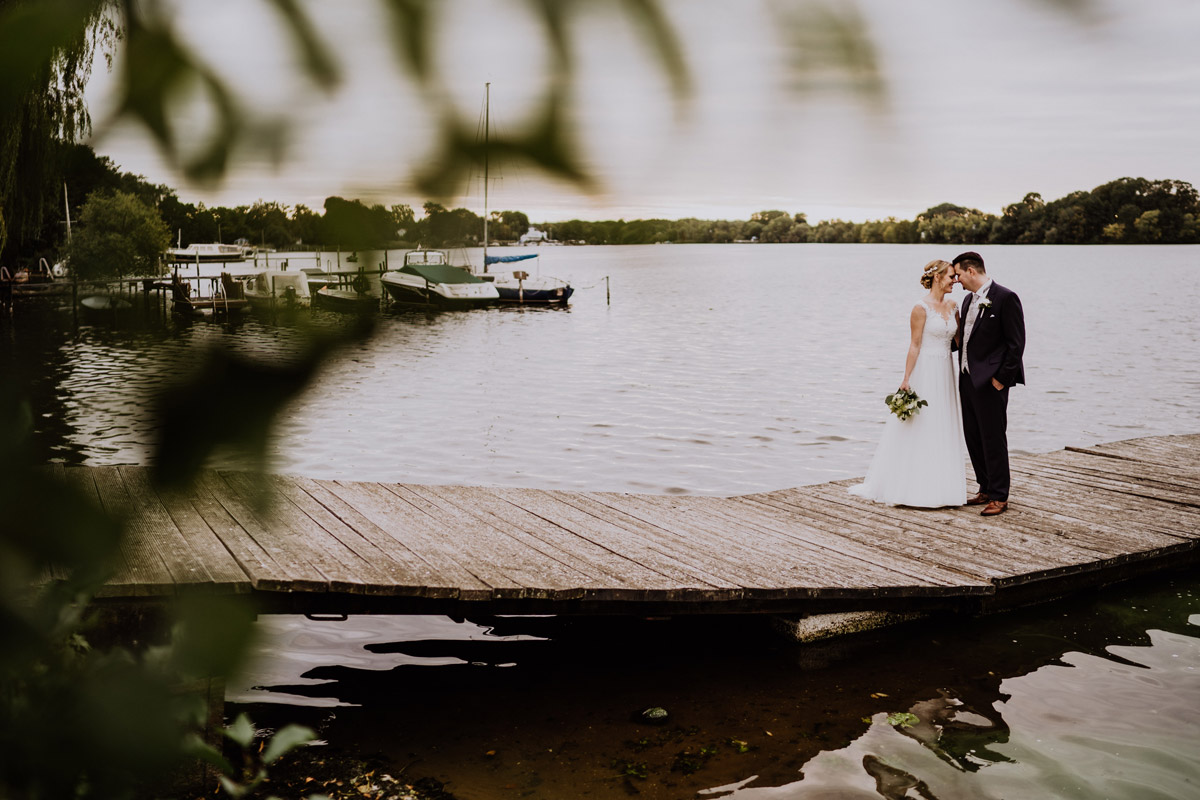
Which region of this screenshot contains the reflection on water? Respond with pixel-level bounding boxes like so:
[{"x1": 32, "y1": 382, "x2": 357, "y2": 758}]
[{"x1": 232, "y1": 576, "x2": 1199, "y2": 799}]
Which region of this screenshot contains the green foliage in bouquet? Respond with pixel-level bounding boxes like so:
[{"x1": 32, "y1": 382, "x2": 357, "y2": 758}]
[{"x1": 884, "y1": 388, "x2": 928, "y2": 421}]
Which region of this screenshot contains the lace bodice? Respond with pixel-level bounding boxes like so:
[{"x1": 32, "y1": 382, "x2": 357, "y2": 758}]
[{"x1": 919, "y1": 299, "x2": 957, "y2": 359}]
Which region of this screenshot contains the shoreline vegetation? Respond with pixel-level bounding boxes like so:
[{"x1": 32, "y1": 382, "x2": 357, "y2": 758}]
[{"x1": 2, "y1": 144, "x2": 1198, "y2": 272}]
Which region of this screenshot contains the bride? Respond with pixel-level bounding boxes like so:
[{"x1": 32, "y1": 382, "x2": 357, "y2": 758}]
[{"x1": 849, "y1": 259, "x2": 966, "y2": 508}]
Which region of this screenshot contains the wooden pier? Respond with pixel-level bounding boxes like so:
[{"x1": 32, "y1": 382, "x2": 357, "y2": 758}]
[{"x1": 77, "y1": 434, "x2": 1200, "y2": 616}]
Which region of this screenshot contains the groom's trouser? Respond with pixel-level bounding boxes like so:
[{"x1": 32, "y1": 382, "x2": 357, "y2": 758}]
[{"x1": 960, "y1": 371, "x2": 1010, "y2": 502}]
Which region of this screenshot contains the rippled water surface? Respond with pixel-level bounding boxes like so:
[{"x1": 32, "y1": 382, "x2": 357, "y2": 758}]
[
  {"x1": 232, "y1": 578, "x2": 1199, "y2": 800},
  {"x1": 7, "y1": 244, "x2": 1200, "y2": 799},
  {"x1": 19, "y1": 244, "x2": 1200, "y2": 494}
]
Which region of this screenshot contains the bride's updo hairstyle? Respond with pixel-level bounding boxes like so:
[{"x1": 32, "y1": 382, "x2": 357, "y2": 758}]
[{"x1": 920, "y1": 259, "x2": 952, "y2": 289}]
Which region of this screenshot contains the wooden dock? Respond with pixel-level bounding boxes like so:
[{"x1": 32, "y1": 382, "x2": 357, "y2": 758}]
[{"x1": 77, "y1": 434, "x2": 1200, "y2": 616}]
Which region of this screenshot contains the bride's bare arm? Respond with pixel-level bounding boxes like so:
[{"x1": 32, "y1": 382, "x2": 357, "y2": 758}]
[{"x1": 900, "y1": 304, "x2": 925, "y2": 391}]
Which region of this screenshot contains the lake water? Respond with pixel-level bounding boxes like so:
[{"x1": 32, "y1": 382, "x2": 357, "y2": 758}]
[{"x1": 6, "y1": 243, "x2": 1199, "y2": 798}]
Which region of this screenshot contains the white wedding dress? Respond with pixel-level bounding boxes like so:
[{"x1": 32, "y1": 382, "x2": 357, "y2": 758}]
[{"x1": 849, "y1": 298, "x2": 967, "y2": 508}]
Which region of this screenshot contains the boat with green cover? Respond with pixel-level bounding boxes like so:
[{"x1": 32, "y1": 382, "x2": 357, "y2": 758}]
[{"x1": 380, "y1": 250, "x2": 499, "y2": 309}]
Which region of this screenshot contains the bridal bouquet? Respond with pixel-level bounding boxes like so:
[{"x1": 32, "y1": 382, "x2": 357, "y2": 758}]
[{"x1": 885, "y1": 388, "x2": 927, "y2": 421}]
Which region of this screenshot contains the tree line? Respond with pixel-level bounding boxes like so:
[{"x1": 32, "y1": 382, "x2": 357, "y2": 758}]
[
  {"x1": 541, "y1": 179, "x2": 1200, "y2": 245},
  {"x1": 4, "y1": 143, "x2": 1198, "y2": 278}
]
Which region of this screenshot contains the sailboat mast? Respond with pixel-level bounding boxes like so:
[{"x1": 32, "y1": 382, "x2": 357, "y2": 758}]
[
  {"x1": 482, "y1": 82, "x2": 490, "y2": 274},
  {"x1": 63, "y1": 182, "x2": 72, "y2": 243}
]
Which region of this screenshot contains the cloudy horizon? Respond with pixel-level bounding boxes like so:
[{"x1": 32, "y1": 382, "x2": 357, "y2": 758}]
[{"x1": 83, "y1": 0, "x2": 1200, "y2": 223}]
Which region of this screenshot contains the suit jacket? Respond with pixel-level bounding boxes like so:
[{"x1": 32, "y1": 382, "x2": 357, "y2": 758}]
[{"x1": 957, "y1": 281, "x2": 1026, "y2": 391}]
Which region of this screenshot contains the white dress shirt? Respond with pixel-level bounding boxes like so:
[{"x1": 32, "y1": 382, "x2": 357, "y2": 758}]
[{"x1": 962, "y1": 278, "x2": 993, "y2": 372}]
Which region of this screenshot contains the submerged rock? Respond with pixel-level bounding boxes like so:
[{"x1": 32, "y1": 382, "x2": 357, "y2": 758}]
[{"x1": 639, "y1": 706, "x2": 669, "y2": 725}]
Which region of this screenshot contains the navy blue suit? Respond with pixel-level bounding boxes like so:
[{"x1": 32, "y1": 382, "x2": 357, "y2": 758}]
[{"x1": 956, "y1": 281, "x2": 1025, "y2": 502}]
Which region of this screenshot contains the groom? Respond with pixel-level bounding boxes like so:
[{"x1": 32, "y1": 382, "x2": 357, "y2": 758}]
[{"x1": 952, "y1": 252, "x2": 1025, "y2": 517}]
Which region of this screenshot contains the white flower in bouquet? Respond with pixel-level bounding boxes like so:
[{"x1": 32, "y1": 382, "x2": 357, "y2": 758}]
[{"x1": 884, "y1": 388, "x2": 928, "y2": 421}]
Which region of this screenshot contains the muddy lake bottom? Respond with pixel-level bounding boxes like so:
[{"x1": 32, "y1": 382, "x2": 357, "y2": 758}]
[{"x1": 231, "y1": 571, "x2": 1200, "y2": 800}]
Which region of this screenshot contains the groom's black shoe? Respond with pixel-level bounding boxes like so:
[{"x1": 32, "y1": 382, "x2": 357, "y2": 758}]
[
  {"x1": 966, "y1": 492, "x2": 990, "y2": 506},
  {"x1": 981, "y1": 500, "x2": 1008, "y2": 516}
]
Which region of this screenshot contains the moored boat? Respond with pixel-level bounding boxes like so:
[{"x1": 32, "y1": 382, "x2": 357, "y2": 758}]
[
  {"x1": 243, "y1": 270, "x2": 311, "y2": 310},
  {"x1": 79, "y1": 294, "x2": 134, "y2": 324},
  {"x1": 483, "y1": 254, "x2": 574, "y2": 305},
  {"x1": 314, "y1": 285, "x2": 382, "y2": 313},
  {"x1": 314, "y1": 269, "x2": 381, "y2": 313},
  {"x1": 166, "y1": 242, "x2": 250, "y2": 264},
  {"x1": 380, "y1": 250, "x2": 499, "y2": 309}
]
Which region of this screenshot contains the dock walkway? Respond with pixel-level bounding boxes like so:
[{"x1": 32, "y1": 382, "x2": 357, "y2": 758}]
[{"x1": 80, "y1": 434, "x2": 1200, "y2": 616}]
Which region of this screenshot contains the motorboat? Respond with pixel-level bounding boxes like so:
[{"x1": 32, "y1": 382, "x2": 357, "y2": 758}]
[
  {"x1": 483, "y1": 253, "x2": 574, "y2": 305},
  {"x1": 314, "y1": 268, "x2": 381, "y2": 313},
  {"x1": 380, "y1": 249, "x2": 499, "y2": 309},
  {"x1": 314, "y1": 285, "x2": 381, "y2": 313},
  {"x1": 166, "y1": 242, "x2": 250, "y2": 263},
  {"x1": 243, "y1": 269, "x2": 311, "y2": 310},
  {"x1": 301, "y1": 266, "x2": 335, "y2": 294},
  {"x1": 79, "y1": 294, "x2": 134, "y2": 324}
]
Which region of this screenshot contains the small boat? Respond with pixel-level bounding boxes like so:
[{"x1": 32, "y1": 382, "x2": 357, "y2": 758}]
[
  {"x1": 301, "y1": 266, "x2": 335, "y2": 294},
  {"x1": 243, "y1": 270, "x2": 311, "y2": 310},
  {"x1": 315, "y1": 286, "x2": 381, "y2": 313},
  {"x1": 166, "y1": 242, "x2": 249, "y2": 264},
  {"x1": 483, "y1": 254, "x2": 574, "y2": 305},
  {"x1": 79, "y1": 294, "x2": 134, "y2": 324},
  {"x1": 380, "y1": 249, "x2": 499, "y2": 309},
  {"x1": 314, "y1": 269, "x2": 381, "y2": 313}
]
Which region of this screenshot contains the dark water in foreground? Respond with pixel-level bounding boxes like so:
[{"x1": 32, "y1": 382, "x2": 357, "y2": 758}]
[
  {"x1": 234, "y1": 575, "x2": 1199, "y2": 799},
  {"x1": 5, "y1": 244, "x2": 1199, "y2": 797}
]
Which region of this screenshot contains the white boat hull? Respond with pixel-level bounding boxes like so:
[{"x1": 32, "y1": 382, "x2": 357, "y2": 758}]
[
  {"x1": 381, "y1": 271, "x2": 499, "y2": 309},
  {"x1": 243, "y1": 271, "x2": 312, "y2": 309}
]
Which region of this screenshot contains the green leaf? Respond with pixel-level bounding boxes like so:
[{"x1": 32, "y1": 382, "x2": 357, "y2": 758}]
[
  {"x1": 261, "y1": 724, "x2": 317, "y2": 764},
  {"x1": 171, "y1": 595, "x2": 257, "y2": 679},
  {"x1": 152, "y1": 326, "x2": 371, "y2": 492},
  {"x1": 183, "y1": 733, "x2": 235, "y2": 777},
  {"x1": 263, "y1": 0, "x2": 340, "y2": 90},
  {"x1": 224, "y1": 713, "x2": 257, "y2": 748},
  {"x1": 218, "y1": 775, "x2": 247, "y2": 798},
  {"x1": 886, "y1": 711, "x2": 920, "y2": 729}
]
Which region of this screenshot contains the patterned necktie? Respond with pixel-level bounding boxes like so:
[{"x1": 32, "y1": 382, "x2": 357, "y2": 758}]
[{"x1": 962, "y1": 294, "x2": 982, "y2": 373}]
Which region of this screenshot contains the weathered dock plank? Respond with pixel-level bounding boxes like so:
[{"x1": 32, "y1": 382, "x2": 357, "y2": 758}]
[
  {"x1": 90, "y1": 467, "x2": 178, "y2": 595},
  {"x1": 316, "y1": 479, "x2": 493, "y2": 600},
  {"x1": 744, "y1": 486, "x2": 1015, "y2": 584},
  {"x1": 119, "y1": 467, "x2": 247, "y2": 592},
  {"x1": 584, "y1": 492, "x2": 867, "y2": 595},
  {"x1": 189, "y1": 471, "x2": 324, "y2": 593},
  {"x1": 492, "y1": 488, "x2": 738, "y2": 601},
  {"x1": 418, "y1": 485, "x2": 686, "y2": 602},
  {"x1": 808, "y1": 482, "x2": 1146, "y2": 585},
  {"x1": 283, "y1": 475, "x2": 456, "y2": 599},
  {"x1": 217, "y1": 471, "x2": 397, "y2": 595},
  {"x1": 602, "y1": 491, "x2": 977, "y2": 594},
  {"x1": 1066, "y1": 436, "x2": 1199, "y2": 469},
  {"x1": 60, "y1": 433, "x2": 1200, "y2": 615},
  {"x1": 387, "y1": 483, "x2": 597, "y2": 601}
]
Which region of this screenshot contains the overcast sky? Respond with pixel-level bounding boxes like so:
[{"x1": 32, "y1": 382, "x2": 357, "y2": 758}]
[{"x1": 85, "y1": 0, "x2": 1200, "y2": 223}]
